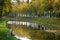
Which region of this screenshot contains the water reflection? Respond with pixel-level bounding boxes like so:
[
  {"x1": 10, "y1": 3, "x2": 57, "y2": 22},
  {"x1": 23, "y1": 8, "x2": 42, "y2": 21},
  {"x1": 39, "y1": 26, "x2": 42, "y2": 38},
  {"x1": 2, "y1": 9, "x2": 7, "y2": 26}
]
[
  {"x1": 7, "y1": 21, "x2": 50, "y2": 30},
  {"x1": 6, "y1": 21, "x2": 51, "y2": 40},
  {"x1": 14, "y1": 35, "x2": 31, "y2": 40}
]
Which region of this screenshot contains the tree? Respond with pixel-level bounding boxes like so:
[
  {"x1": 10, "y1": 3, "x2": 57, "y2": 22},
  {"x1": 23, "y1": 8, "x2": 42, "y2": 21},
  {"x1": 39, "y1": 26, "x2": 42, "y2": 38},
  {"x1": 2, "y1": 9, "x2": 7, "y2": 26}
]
[
  {"x1": 47, "y1": 0, "x2": 56, "y2": 17},
  {"x1": 31, "y1": 0, "x2": 51, "y2": 17},
  {"x1": 0, "y1": 0, "x2": 4, "y2": 17},
  {"x1": 55, "y1": 0, "x2": 60, "y2": 17},
  {"x1": 11, "y1": 2, "x2": 18, "y2": 14},
  {"x1": 31, "y1": 0, "x2": 42, "y2": 15},
  {"x1": 3, "y1": 0, "x2": 11, "y2": 16},
  {"x1": 18, "y1": 3, "x2": 29, "y2": 14}
]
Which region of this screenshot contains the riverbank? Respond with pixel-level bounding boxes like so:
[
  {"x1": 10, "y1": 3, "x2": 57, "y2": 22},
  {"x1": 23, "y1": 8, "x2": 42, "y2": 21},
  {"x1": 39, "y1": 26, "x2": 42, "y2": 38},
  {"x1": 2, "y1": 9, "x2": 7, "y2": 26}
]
[{"x1": 0, "y1": 18, "x2": 17, "y2": 40}]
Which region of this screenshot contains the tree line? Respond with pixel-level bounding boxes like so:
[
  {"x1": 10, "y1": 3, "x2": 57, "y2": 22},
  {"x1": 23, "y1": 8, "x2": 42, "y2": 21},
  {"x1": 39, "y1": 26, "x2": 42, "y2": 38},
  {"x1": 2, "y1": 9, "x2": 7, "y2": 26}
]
[{"x1": 0, "y1": 0, "x2": 60, "y2": 18}]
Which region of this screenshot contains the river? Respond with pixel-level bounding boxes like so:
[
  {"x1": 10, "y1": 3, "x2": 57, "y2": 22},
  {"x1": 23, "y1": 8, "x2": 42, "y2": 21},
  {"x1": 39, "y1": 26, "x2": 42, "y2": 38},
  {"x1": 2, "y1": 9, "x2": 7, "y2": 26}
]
[{"x1": 6, "y1": 21, "x2": 50, "y2": 40}]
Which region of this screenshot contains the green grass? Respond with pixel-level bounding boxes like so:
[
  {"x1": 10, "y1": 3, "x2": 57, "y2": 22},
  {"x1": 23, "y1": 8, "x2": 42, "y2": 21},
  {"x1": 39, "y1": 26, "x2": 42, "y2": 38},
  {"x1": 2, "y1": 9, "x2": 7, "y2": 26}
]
[{"x1": 0, "y1": 18, "x2": 17, "y2": 40}]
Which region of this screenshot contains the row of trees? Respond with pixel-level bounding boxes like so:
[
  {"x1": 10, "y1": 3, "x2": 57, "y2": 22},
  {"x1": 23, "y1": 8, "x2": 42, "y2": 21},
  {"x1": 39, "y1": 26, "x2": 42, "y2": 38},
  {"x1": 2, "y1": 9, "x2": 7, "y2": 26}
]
[
  {"x1": 0, "y1": 0, "x2": 60, "y2": 17},
  {"x1": 16, "y1": 0, "x2": 60, "y2": 17},
  {"x1": 0, "y1": 0, "x2": 11, "y2": 18},
  {"x1": 0, "y1": 0, "x2": 4, "y2": 17}
]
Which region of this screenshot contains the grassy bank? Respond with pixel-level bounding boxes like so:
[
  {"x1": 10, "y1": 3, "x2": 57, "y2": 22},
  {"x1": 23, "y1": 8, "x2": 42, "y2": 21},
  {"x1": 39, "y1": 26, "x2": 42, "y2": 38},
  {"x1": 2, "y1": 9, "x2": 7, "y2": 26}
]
[{"x1": 0, "y1": 18, "x2": 17, "y2": 40}]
